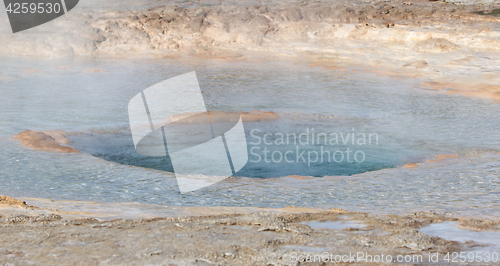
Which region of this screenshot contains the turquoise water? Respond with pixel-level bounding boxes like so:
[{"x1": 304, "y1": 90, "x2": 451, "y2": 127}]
[{"x1": 0, "y1": 56, "x2": 499, "y2": 216}]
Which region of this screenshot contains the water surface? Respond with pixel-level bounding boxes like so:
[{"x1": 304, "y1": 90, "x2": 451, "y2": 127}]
[{"x1": 0, "y1": 57, "x2": 498, "y2": 217}]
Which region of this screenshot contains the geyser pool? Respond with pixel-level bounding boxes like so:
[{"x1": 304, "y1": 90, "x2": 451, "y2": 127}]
[{"x1": 0, "y1": 56, "x2": 498, "y2": 216}]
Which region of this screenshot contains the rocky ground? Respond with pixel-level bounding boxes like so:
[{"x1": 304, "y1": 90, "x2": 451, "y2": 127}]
[
  {"x1": 3, "y1": 195, "x2": 500, "y2": 265},
  {"x1": 1, "y1": 0, "x2": 499, "y2": 100}
]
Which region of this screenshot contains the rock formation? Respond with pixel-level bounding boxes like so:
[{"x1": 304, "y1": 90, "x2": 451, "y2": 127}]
[{"x1": 13, "y1": 130, "x2": 80, "y2": 154}]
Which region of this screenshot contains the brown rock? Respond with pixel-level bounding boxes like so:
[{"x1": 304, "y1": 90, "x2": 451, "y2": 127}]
[
  {"x1": 240, "y1": 110, "x2": 280, "y2": 122},
  {"x1": 0, "y1": 195, "x2": 29, "y2": 208},
  {"x1": 13, "y1": 130, "x2": 80, "y2": 154},
  {"x1": 403, "y1": 163, "x2": 419, "y2": 168},
  {"x1": 165, "y1": 110, "x2": 280, "y2": 124}
]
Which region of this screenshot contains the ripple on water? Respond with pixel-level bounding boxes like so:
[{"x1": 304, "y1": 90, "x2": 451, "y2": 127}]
[{"x1": 0, "y1": 57, "x2": 499, "y2": 218}]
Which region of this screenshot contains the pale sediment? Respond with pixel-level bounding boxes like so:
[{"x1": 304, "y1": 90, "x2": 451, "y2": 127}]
[{"x1": 4, "y1": 195, "x2": 500, "y2": 265}]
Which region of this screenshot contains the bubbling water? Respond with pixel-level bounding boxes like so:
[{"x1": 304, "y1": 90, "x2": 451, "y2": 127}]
[{"x1": 0, "y1": 56, "x2": 498, "y2": 217}]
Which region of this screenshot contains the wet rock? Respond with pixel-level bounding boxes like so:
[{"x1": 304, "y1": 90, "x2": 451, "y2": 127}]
[
  {"x1": 403, "y1": 163, "x2": 419, "y2": 168},
  {"x1": 458, "y1": 218, "x2": 500, "y2": 231},
  {"x1": 0, "y1": 197, "x2": 471, "y2": 265},
  {"x1": 13, "y1": 130, "x2": 80, "y2": 153}
]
